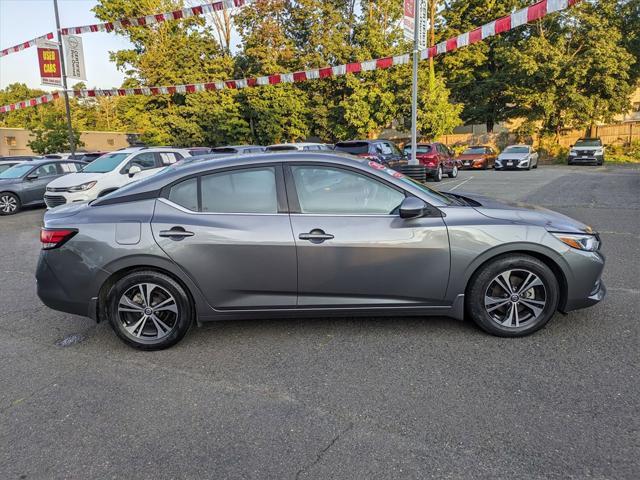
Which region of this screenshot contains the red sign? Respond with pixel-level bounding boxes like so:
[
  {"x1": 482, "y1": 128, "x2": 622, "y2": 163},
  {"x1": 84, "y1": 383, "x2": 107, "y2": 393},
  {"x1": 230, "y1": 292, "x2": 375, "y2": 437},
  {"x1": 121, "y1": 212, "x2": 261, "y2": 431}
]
[{"x1": 36, "y1": 40, "x2": 62, "y2": 86}]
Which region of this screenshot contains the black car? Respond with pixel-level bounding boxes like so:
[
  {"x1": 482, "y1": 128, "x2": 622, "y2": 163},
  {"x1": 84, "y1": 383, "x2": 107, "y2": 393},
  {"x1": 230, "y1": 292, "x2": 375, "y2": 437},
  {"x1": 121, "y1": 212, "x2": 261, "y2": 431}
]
[
  {"x1": 334, "y1": 140, "x2": 406, "y2": 167},
  {"x1": 0, "y1": 159, "x2": 86, "y2": 215}
]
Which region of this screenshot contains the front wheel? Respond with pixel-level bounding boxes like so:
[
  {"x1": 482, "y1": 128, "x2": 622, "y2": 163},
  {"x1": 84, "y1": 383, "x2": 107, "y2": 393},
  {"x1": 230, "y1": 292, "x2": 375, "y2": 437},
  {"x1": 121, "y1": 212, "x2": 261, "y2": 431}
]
[
  {"x1": 448, "y1": 166, "x2": 458, "y2": 178},
  {"x1": 107, "y1": 270, "x2": 194, "y2": 350},
  {"x1": 466, "y1": 255, "x2": 560, "y2": 337},
  {"x1": 0, "y1": 192, "x2": 20, "y2": 215},
  {"x1": 433, "y1": 166, "x2": 443, "y2": 182}
]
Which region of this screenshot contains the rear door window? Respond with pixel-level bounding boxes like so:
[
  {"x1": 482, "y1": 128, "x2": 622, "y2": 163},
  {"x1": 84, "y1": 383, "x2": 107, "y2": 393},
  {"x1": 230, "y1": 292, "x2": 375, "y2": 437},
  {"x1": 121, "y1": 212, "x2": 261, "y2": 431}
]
[
  {"x1": 201, "y1": 167, "x2": 278, "y2": 214},
  {"x1": 168, "y1": 177, "x2": 198, "y2": 211}
]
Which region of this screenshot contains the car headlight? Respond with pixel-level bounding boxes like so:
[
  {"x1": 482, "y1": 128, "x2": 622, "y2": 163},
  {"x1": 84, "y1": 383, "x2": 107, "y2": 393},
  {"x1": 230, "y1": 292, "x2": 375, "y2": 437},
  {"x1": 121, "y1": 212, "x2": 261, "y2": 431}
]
[
  {"x1": 569, "y1": 150, "x2": 577, "y2": 156},
  {"x1": 594, "y1": 148, "x2": 604, "y2": 155},
  {"x1": 551, "y1": 232, "x2": 600, "y2": 251},
  {"x1": 67, "y1": 181, "x2": 97, "y2": 192}
]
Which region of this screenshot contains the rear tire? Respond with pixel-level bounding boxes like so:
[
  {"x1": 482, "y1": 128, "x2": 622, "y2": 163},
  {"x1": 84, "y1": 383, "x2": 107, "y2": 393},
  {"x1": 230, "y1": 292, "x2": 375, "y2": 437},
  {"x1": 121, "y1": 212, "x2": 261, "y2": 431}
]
[
  {"x1": 107, "y1": 270, "x2": 194, "y2": 350},
  {"x1": 466, "y1": 255, "x2": 559, "y2": 337},
  {"x1": 0, "y1": 192, "x2": 20, "y2": 215}
]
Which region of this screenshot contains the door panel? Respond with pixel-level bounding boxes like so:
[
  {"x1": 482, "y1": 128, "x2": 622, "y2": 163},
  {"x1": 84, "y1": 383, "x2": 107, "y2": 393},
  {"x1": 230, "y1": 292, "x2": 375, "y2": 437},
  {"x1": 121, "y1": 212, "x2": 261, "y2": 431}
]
[
  {"x1": 152, "y1": 201, "x2": 297, "y2": 309},
  {"x1": 23, "y1": 163, "x2": 60, "y2": 204},
  {"x1": 291, "y1": 215, "x2": 450, "y2": 306}
]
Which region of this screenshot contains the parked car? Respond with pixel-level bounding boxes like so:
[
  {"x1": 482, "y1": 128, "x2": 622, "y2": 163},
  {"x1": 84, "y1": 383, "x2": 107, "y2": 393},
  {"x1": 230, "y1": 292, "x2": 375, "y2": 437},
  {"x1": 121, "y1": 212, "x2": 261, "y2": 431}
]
[
  {"x1": 403, "y1": 142, "x2": 458, "y2": 181},
  {"x1": 72, "y1": 152, "x2": 108, "y2": 163},
  {"x1": 334, "y1": 140, "x2": 406, "y2": 167},
  {"x1": 43, "y1": 147, "x2": 192, "y2": 209},
  {"x1": 0, "y1": 155, "x2": 39, "y2": 162},
  {"x1": 568, "y1": 138, "x2": 605, "y2": 165},
  {"x1": 0, "y1": 159, "x2": 86, "y2": 215},
  {"x1": 457, "y1": 145, "x2": 497, "y2": 170},
  {"x1": 36, "y1": 152, "x2": 605, "y2": 350},
  {"x1": 495, "y1": 145, "x2": 539, "y2": 170},
  {"x1": 265, "y1": 143, "x2": 332, "y2": 152},
  {"x1": 185, "y1": 147, "x2": 213, "y2": 157},
  {"x1": 210, "y1": 145, "x2": 266, "y2": 156}
]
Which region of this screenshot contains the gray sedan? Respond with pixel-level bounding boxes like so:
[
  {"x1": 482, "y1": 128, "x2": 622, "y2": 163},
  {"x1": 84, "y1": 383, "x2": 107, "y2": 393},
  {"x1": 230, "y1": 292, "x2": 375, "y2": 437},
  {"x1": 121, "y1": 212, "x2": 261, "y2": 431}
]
[
  {"x1": 0, "y1": 159, "x2": 86, "y2": 215},
  {"x1": 36, "y1": 153, "x2": 605, "y2": 350}
]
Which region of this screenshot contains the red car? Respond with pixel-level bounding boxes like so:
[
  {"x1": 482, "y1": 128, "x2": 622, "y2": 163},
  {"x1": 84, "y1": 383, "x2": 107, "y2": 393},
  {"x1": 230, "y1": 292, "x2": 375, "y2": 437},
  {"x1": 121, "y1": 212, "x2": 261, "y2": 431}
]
[
  {"x1": 403, "y1": 142, "x2": 458, "y2": 182},
  {"x1": 457, "y1": 145, "x2": 497, "y2": 170}
]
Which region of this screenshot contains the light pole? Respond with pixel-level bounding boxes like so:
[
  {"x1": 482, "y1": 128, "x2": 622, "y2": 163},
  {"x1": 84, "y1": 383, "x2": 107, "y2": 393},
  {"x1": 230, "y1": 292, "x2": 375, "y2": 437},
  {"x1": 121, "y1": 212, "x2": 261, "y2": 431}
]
[
  {"x1": 53, "y1": 0, "x2": 76, "y2": 155},
  {"x1": 409, "y1": 0, "x2": 420, "y2": 166}
]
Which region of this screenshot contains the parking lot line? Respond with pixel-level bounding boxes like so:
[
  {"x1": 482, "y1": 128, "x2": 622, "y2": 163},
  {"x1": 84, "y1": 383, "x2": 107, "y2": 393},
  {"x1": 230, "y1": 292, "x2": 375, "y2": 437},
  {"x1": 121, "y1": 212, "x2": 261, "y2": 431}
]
[{"x1": 447, "y1": 176, "x2": 474, "y2": 191}]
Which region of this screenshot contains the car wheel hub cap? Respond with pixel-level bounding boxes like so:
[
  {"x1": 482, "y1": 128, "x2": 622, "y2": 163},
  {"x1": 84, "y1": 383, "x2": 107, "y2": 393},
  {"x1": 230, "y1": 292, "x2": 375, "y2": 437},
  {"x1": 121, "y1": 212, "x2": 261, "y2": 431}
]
[
  {"x1": 117, "y1": 283, "x2": 178, "y2": 341},
  {"x1": 0, "y1": 196, "x2": 16, "y2": 212},
  {"x1": 484, "y1": 269, "x2": 547, "y2": 328}
]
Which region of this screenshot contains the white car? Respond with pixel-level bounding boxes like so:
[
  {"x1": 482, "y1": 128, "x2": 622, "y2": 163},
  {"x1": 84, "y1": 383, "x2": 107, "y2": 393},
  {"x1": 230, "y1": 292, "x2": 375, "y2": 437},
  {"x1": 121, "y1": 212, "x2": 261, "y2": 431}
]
[
  {"x1": 44, "y1": 147, "x2": 191, "y2": 208},
  {"x1": 265, "y1": 142, "x2": 332, "y2": 152},
  {"x1": 495, "y1": 145, "x2": 539, "y2": 170}
]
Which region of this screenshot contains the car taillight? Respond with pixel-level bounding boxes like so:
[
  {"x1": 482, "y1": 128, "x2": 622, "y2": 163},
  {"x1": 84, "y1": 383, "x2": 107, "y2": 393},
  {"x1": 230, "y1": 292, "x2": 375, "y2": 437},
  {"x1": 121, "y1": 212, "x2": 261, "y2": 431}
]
[{"x1": 40, "y1": 228, "x2": 77, "y2": 250}]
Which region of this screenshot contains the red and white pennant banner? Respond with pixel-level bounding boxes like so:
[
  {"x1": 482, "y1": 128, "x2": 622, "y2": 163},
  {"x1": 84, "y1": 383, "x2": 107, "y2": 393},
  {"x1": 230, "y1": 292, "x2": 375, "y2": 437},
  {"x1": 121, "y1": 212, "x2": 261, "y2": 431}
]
[
  {"x1": 0, "y1": 0, "x2": 247, "y2": 58},
  {"x1": 1, "y1": 33, "x2": 55, "y2": 58},
  {"x1": 0, "y1": 0, "x2": 578, "y2": 113}
]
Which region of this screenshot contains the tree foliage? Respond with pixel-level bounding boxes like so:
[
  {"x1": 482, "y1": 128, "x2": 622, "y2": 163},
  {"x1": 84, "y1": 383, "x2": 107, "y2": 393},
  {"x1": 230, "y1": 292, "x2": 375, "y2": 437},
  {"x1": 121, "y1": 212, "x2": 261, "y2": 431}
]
[{"x1": 1, "y1": 0, "x2": 637, "y2": 146}]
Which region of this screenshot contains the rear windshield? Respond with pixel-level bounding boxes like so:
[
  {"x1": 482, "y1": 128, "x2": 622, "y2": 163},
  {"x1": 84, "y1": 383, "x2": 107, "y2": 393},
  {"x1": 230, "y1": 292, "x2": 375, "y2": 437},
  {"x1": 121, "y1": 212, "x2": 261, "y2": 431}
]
[
  {"x1": 463, "y1": 147, "x2": 486, "y2": 155},
  {"x1": 403, "y1": 145, "x2": 433, "y2": 154},
  {"x1": 82, "y1": 153, "x2": 130, "y2": 173},
  {"x1": 503, "y1": 146, "x2": 529, "y2": 154},
  {"x1": 575, "y1": 139, "x2": 602, "y2": 147},
  {"x1": 334, "y1": 142, "x2": 370, "y2": 155}
]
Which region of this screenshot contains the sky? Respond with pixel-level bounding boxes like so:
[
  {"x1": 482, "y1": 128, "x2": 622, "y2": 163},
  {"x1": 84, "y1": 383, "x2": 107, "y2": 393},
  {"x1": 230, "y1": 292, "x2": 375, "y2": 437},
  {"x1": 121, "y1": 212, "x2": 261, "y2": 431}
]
[{"x1": 0, "y1": 0, "x2": 132, "y2": 91}]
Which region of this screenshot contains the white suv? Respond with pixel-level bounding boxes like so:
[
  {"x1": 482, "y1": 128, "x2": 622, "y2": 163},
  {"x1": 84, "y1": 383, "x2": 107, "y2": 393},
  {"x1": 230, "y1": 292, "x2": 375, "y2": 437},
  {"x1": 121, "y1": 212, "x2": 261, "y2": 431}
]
[{"x1": 44, "y1": 147, "x2": 191, "y2": 208}]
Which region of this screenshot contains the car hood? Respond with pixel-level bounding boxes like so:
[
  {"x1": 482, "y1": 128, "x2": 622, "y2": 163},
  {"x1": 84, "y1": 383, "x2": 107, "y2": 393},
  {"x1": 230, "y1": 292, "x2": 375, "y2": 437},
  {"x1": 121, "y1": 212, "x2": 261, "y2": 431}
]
[
  {"x1": 456, "y1": 192, "x2": 594, "y2": 234},
  {"x1": 497, "y1": 153, "x2": 529, "y2": 161},
  {"x1": 458, "y1": 154, "x2": 485, "y2": 160},
  {"x1": 572, "y1": 146, "x2": 602, "y2": 151},
  {"x1": 47, "y1": 172, "x2": 104, "y2": 188}
]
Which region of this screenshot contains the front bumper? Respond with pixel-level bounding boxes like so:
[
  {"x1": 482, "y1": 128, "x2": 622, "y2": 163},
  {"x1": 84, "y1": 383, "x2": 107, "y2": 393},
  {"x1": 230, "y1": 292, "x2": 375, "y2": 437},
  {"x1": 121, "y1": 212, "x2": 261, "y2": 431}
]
[
  {"x1": 44, "y1": 191, "x2": 93, "y2": 209},
  {"x1": 495, "y1": 160, "x2": 530, "y2": 170},
  {"x1": 568, "y1": 154, "x2": 603, "y2": 164},
  {"x1": 459, "y1": 159, "x2": 486, "y2": 169}
]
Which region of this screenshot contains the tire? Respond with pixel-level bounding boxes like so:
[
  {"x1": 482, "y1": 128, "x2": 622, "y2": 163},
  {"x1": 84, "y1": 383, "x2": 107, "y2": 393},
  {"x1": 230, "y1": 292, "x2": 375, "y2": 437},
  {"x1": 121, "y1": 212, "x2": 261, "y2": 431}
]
[
  {"x1": 466, "y1": 254, "x2": 560, "y2": 337},
  {"x1": 448, "y1": 165, "x2": 458, "y2": 178},
  {"x1": 0, "y1": 192, "x2": 20, "y2": 215},
  {"x1": 107, "y1": 270, "x2": 194, "y2": 350},
  {"x1": 434, "y1": 166, "x2": 443, "y2": 182}
]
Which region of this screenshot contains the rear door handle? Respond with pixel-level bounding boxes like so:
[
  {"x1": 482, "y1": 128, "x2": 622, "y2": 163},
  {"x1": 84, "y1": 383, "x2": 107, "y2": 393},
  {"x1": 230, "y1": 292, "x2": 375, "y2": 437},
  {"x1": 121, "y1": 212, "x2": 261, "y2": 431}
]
[
  {"x1": 159, "y1": 227, "x2": 194, "y2": 239},
  {"x1": 299, "y1": 229, "x2": 334, "y2": 243}
]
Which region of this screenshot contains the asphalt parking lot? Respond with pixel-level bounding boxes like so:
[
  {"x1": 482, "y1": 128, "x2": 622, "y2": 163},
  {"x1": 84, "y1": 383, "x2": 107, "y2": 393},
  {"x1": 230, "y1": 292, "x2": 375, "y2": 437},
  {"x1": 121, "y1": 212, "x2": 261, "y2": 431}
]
[{"x1": 1, "y1": 164, "x2": 638, "y2": 479}]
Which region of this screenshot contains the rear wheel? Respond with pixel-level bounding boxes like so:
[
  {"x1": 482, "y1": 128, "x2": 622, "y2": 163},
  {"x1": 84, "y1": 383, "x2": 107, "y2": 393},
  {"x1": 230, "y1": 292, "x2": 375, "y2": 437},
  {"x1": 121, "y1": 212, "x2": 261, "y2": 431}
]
[
  {"x1": 466, "y1": 255, "x2": 559, "y2": 337},
  {"x1": 0, "y1": 192, "x2": 20, "y2": 215},
  {"x1": 107, "y1": 270, "x2": 194, "y2": 350},
  {"x1": 448, "y1": 165, "x2": 458, "y2": 178}
]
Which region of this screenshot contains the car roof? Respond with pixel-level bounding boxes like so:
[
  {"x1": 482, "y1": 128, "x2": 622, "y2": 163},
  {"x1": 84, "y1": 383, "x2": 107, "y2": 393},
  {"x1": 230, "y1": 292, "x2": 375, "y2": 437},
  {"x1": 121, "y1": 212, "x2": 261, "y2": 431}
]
[{"x1": 505, "y1": 144, "x2": 530, "y2": 148}]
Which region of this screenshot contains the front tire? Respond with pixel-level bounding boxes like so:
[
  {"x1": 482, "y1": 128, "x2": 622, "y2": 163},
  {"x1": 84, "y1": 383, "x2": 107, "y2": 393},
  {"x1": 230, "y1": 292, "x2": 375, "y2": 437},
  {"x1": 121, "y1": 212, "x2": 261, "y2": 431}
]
[
  {"x1": 466, "y1": 255, "x2": 559, "y2": 337},
  {"x1": 433, "y1": 166, "x2": 443, "y2": 182},
  {"x1": 448, "y1": 166, "x2": 458, "y2": 178},
  {"x1": 0, "y1": 192, "x2": 20, "y2": 215},
  {"x1": 107, "y1": 270, "x2": 194, "y2": 350}
]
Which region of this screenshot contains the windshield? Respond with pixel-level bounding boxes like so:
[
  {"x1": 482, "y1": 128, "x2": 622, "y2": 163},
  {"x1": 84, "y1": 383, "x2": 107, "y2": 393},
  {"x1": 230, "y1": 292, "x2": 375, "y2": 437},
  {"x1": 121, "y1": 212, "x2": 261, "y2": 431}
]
[
  {"x1": 334, "y1": 142, "x2": 370, "y2": 155},
  {"x1": 365, "y1": 161, "x2": 454, "y2": 206},
  {"x1": 503, "y1": 146, "x2": 529, "y2": 154},
  {"x1": 0, "y1": 164, "x2": 32, "y2": 179},
  {"x1": 463, "y1": 147, "x2": 486, "y2": 155},
  {"x1": 0, "y1": 164, "x2": 17, "y2": 174},
  {"x1": 81, "y1": 153, "x2": 129, "y2": 173},
  {"x1": 575, "y1": 139, "x2": 602, "y2": 147},
  {"x1": 404, "y1": 145, "x2": 433, "y2": 154}
]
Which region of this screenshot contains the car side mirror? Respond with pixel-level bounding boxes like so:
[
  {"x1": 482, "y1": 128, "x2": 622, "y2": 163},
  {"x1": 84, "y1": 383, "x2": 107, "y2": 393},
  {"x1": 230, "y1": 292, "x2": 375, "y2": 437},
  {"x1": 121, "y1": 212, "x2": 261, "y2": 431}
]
[
  {"x1": 399, "y1": 197, "x2": 429, "y2": 219},
  {"x1": 26, "y1": 174, "x2": 38, "y2": 181},
  {"x1": 128, "y1": 165, "x2": 142, "y2": 177}
]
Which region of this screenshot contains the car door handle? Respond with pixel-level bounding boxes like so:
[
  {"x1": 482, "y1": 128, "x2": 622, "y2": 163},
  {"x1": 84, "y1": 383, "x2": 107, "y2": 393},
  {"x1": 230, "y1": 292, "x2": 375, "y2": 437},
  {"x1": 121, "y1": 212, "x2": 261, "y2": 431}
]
[
  {"x1": 159, "y1": 227, "x2": 194, "y2": 239},
  {"x1": 299, "y1": 229, "x2": 334, "y2": 243}
]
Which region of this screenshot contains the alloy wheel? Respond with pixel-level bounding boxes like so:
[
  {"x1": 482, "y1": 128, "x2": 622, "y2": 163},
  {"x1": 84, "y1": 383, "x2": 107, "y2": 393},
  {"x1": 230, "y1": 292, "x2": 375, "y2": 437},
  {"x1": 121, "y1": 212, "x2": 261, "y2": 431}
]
[
  {"x1": 117, "y1": 283, "x2": 179, "y2": 341},
  {"x1": 0, "y1": 194, "x2": 17, "y2": 214},
  {"x1": 437, "y1": 167, "x2": 442, "y2": 181},
  {"x1": 484, "y1": 269, "x2": 547, "y2": 328}
]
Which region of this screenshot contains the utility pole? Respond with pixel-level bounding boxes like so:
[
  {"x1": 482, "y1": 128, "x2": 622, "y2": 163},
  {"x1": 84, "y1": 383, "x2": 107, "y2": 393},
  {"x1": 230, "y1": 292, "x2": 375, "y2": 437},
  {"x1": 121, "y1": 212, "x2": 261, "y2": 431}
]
[
  {"x1": 409, "y1": 0, "x2": 421, "y2": 166},
  {"x1": 53, "y1": 0, "x2": 76, "y2": 155}
]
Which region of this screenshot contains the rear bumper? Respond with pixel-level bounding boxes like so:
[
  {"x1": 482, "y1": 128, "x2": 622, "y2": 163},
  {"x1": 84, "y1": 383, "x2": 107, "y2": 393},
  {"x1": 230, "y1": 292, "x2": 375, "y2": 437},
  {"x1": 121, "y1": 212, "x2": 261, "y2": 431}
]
[{"x1": 36, "y1": 254, "x2": 89, "y2": 317}]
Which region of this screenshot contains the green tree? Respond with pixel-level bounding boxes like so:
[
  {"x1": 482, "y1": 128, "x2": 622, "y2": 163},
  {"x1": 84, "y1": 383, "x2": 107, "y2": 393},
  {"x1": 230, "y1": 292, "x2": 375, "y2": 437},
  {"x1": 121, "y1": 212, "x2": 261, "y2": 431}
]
[{"x1": 27, "y1": 112, "x2": 84, "y2": 154}]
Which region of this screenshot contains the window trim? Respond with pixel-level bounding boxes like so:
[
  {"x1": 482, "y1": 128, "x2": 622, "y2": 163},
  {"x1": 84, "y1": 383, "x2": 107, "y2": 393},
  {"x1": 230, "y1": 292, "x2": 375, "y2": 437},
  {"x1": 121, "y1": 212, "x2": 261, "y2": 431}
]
[
  {"x1": 160, "y1": 163, "x2": 287, "y2": 215},
  {"x1": 284, "y1": 162, "x2": 408, "y2": 216}
]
